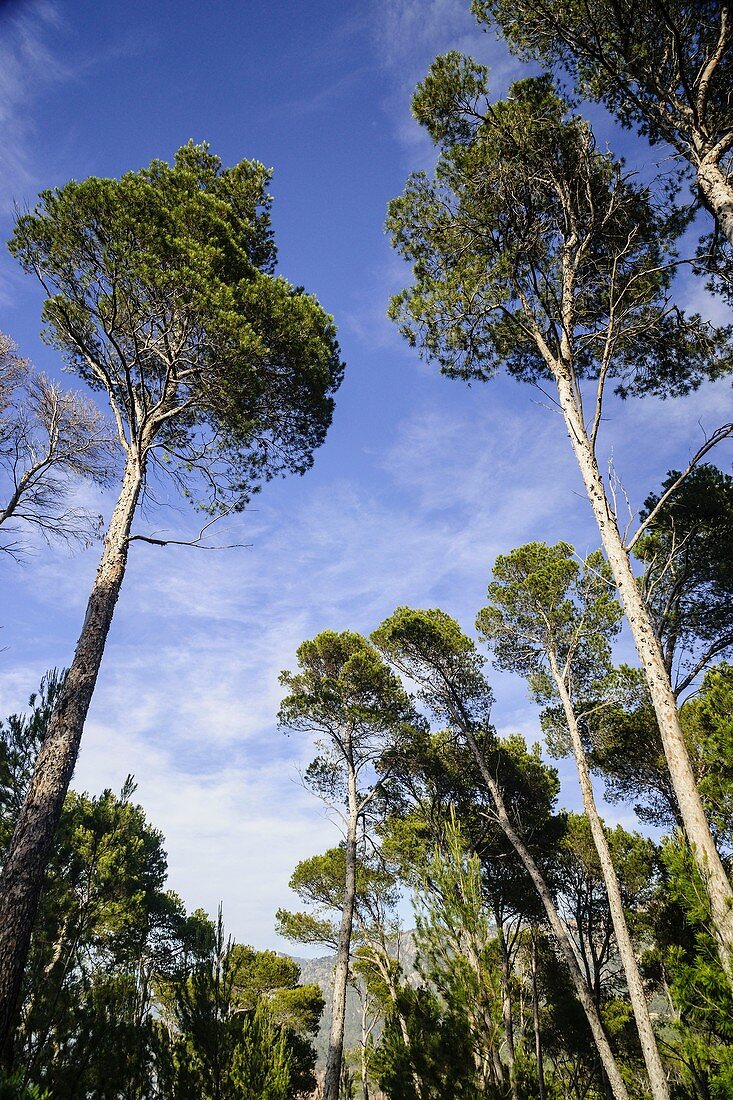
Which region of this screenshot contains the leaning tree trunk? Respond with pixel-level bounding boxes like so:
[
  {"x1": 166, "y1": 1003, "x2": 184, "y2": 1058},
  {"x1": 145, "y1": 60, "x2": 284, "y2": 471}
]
[
  {"x1": 697, "y1": 156, "x2": 733, "y2": 249},
  {"x1": 550, "y1": 655, "x2": 670, "y2": 1100},
  {"x1": 553, "y1": 366, "x2": 733, "y2": 983},
  {"x1": 0, "y1": 450, "x2": 143, "y2": 1067},
  {"x1": 458, "y1": 724, "x2": 630, "y2": 1100},
  {"x1": 323, "y1": 766, "x2": 359, "y2": 1100}
]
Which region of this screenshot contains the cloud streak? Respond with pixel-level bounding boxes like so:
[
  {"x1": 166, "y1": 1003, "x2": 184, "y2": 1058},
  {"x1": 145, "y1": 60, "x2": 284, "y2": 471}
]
[{"x1": 0, "y1": 1, "x2": 67, "y2": 209}]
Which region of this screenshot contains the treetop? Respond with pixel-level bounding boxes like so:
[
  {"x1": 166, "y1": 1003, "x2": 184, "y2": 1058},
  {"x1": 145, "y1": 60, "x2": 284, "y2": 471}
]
[{"x1": 9, "y1": 141, "x2": 344, "y2": 512}]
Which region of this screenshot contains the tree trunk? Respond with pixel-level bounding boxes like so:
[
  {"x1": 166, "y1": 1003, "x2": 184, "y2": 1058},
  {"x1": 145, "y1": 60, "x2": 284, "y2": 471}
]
[
  {"x1": 364, "y1": 942, "x2": 422, "y2": 1096},
  {"x1": 553, "y1": 367, "x2": 733, "y2": 982},
  {"x1": 323, "y1": 766, "x2": 359, "y2": 1100},
  {"x1": 531, "y1": 929, "x2": 546, "y2": 1100},
  {"x1": 550, "y1": 656, "x2": 670, "y2": 1100},
  {"x1": 496, "y1": 919, "x2": 519, "y2": 1100},
  {"x1": 0, "y1": 451, "x2": 143, "y2": 1067},
  {"x1": 360, "y1": 990, "x2": 369, "y2": 1100},
  {"x1": 697, "y1": 156, "x2": 733, "y2": 249},
  {"x1": 459, "y1": 725, "x2": 630, "y2": 1100}
]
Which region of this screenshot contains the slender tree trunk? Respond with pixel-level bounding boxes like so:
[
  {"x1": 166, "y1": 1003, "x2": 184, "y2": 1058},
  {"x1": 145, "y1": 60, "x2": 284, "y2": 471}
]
[
  {"x1": 459, "y1": 725, "x2": 630, "y2": 1100},
  {"x1": 372, "y1": 947, "x2": 422, "y2": 1097},
  {"x1": 531, "y1": 929, "x2": 546, "y2": 1100},
  {"x1": 496, "y1": 920, "x2": 519, "y2": 1100},
  {"x1": 324, "y1": 766, "x2": 359, "y2": 1100},
  {"x1": 697, "y1": 157, "x2": 733, "y2": 248},
  {"x1": 359, "y1": 990, "x2": 369, "y2": 1100},
  {"x1": 0, "y1": 451, "x2": 143, "y2": 1067},
  {"x1": 553, "y1": 367, "x2": 733, "y2": 982},
  {"x1": 550, "y1": 655, "x2": 670, "y2": 1100}
]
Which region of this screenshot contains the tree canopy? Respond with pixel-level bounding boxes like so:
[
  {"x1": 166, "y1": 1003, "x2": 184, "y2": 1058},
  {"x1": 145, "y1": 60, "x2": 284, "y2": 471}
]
[{"x1": 9, "y1": 142, "x2": 344, "y2": 511}]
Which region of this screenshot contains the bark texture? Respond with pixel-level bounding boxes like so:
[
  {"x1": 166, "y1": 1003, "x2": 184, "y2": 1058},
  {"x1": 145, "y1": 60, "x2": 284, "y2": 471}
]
[
  {"x1": 460, "y1": 725, "x2": 630, "y2": 1100},
  {"x1": 323, "y1": 766, "x2": 359, "y2": 1100},
  {"x1": 697, "y1": 157, "x2": 733, "y2": 248},
  {"x1": 0, "y1": 453, "x2": 142, "y2": 1066},
  {"x1": 554, "y1": 367, "x2": 733, "y2": 982},
  {"x1": 551, "y1": 657, "x2": 670, "y2": 1100}
]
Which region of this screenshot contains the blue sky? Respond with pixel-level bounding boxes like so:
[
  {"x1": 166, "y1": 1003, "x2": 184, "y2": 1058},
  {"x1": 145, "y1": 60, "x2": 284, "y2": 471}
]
[{"x1": 0, "y1": 0, "x2": 731, "y2": 950}]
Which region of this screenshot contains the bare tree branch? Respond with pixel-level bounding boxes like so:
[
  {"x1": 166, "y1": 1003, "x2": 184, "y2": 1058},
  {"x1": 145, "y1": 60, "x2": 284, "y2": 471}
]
[
  {"x1": 627, "y1": 421, "x2": 733, "y2": 551},
  {"x1": 0, "y1": 334, "x2": 119, "y2": 561}
]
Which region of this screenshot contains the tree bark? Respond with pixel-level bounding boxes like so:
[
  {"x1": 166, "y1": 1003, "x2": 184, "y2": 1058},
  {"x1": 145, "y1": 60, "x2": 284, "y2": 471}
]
[
  {"x1": 553, "y1": 366, "x2": 733, "y2": 982},
  {"x1": 459, "y1": 725, "x2": 630, "y2": 1100},
  {"x1": 697, "y1": 156, "x2": 733, "y2": 249},
  {"x1": 323, "y1": 766, "x2": 359, "y2": 1100},
  {"x1": 531, "y1": 929, "x2": 546, "y2": 1100},
  {"x1": 0, "y1": 451, "x2": 143, "y2": 1067},
  {"x1": 496, "y1": 919, "x2": 519, "y2": 1100},
  {"x1": 550, "y1": 655, "x2": 670, "y2": 1100}
]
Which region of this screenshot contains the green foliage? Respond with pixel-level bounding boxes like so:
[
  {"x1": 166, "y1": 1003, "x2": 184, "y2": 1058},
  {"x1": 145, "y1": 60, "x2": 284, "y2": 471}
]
[
  {"x1": 411, "y1": 817, "x2": 508, "y2": 1096},
  {"x1": 476, "y1": 542, "x2": 620, "y2": 710},
  {"x1": 376, "y1": 984, "x2": 481, "y2": 1100},
  {"x1": 229, "y1": 1000, "x2": 294, "y2": 1100},
  {"x1": 681, "y1": 665, "x2": 733, "y2": 847},
  {"x1": 1, "y1": 677, "x2": 321, "y2": 1097},
  {"x1": 0, "y1": 670, "x2": 64, "y2": 849},
  {"x1": 379, "y1": 724, "x2": 562, "y2": 918},
  {"x1": 280, "y1": 630, "x2": 418, "y2": 743},
  {"x1": 473, "y1": 2, "x2": 733, "y2": 302},
  {"x1": 388, "y1": 63, "x2": 727, "y2": 397},
  {"x1": 275, "y1": 907, "x2": 340, "y2": 950},
  {"x1": 474, "y1": 1, "x2": 732, "y2": 155},
  {"x1": 642, "y1": 835, "x2": 733, "y2": 1098},
  {"x1": 557, "y1": 814, "x2": 656, "y2": 1008},
  {"x1": 372, "y1": 606, "x2": 493, "y2": 730},
  {"x1": 373, "y1": 606, "x2": 564, "y2": 890},
  {"x1": 411, "y1": 51, "x2": 490, "y2": 144},
  {"x1": 587, "y1": 665, "x2": 679, "y2": 829},
  {"x1": 635, "y1": 465, "x2": 733, "y2": 695},
  {"x1": 9, "y1": 142, "x2": 344, "y2": 510},
  {"x1": 279, "y1": 629, "x2": 421, "y2": 807},
  {"x1": 288, "y1": 847, "x2": 397, "y2": 912},
  {"x1": 7, "y1": 772, "x2": 184, "y2": 1095},
  {"x1": 590, "y1": 663, "x2": 733, "y2": 844},
  {"x1": 0, "y1": 1074, "x2": 49, "y2": 1100},
  {"x1": 157, "y1": 908, "x2": 321, "y2": 1099},
  {"x1": 276, "y1": 845, "x2": 399, "y2": 954}
]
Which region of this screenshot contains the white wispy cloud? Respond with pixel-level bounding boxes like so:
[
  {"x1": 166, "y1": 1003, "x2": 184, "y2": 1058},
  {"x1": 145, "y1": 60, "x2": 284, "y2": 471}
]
[
  {"x1": 370, "y1": 0, "x2": 525, "y2": 165},
  {"x1": 2, "y1": 365, "x2": 729, "y2": 944},
  {"x1": 0, "y1": 1, "x2": 67, "y2": 210},
  {"x1": 1, "y1": 0, "x2": 730, "y2": 951}
]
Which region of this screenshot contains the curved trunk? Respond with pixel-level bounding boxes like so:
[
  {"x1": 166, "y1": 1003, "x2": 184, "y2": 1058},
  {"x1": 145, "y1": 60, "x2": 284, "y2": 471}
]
[
  {"x1": 0, "y1": 452, "x2": 143, "y2": 1067},
  {"x1": 697, "y1": 157, "x2": 733, "y2": 248},
  {"x1": 323, "y1": 767, "x2": 359, "y2": 1100},
  {"x1": 551, "y1": 656, "x2": 670, "y2": 1100},
  {"x1": 459, "y1": 725, "x2": 630, "y2": 1100},
  {"x1": 554, "y1": 368, "x2": 733, "y2": 983}
]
